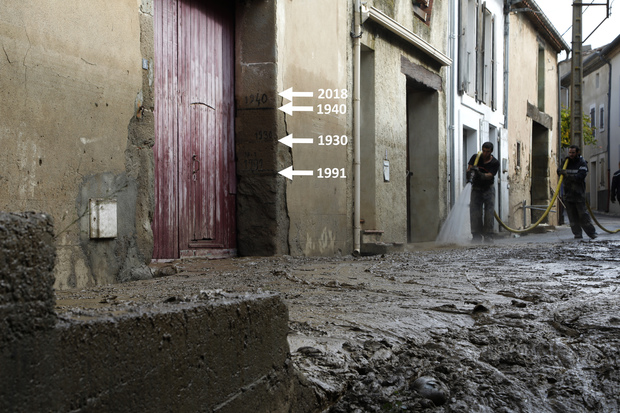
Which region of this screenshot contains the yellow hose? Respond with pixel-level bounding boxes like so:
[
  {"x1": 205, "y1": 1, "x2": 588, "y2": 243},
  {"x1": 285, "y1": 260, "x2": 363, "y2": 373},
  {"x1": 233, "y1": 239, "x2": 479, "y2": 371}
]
[
  {"x1": 471, "y1": 156, "x2": 567, "y2": 234},
  {"x1": 586, "y1": 201, "x2": 620, "y2": 234},
  {"x1": 491, "y1": 159, "x2": 568, "y2": 233},
  {"x1": 474, "y1": 154, "x2": 619, "y2": 234}
]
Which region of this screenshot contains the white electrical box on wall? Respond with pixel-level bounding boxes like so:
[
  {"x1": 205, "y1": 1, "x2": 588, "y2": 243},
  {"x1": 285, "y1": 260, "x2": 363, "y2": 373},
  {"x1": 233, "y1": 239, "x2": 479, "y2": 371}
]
[
  {"x1": 383, "y1": 160, "x2": 390, "y2": 182},
  {"x1": 89, "y1": 198, "x2": 118, "y2": 239}
]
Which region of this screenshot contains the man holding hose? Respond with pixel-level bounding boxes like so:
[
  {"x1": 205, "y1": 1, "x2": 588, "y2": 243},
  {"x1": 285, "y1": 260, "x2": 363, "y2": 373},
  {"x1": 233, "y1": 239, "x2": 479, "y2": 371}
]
[
  {"x1": 467, "y1": 142, "x2": 500, "y2": 243},
  {"x1": 557, "y1": 145, "x2": 597, "y2": 240}
]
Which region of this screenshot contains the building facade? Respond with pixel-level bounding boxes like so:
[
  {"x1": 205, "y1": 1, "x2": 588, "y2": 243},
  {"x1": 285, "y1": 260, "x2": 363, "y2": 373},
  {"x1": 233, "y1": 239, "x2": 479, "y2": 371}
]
[
  {"x1": 1, "y1": 0, "x2": 452, "y2": 289},
  {"x1": 505, "y1": 0, "x2": 569, "y2": 228},
  {"x1": 0, "y1": 1, "x2": 153, "y2": 289},
  {"x1": 605, "y1": 36, "x2": 620, "y2": 215},
  {"x1": 449, "y1": 0, "x2": 508, "y2": 223},
  {"x1": 560, "y1": 35, "x2": 620, "y2": 214},
  {"x1": 580, "y1": 36, "x2": 620, "y2": 213}
]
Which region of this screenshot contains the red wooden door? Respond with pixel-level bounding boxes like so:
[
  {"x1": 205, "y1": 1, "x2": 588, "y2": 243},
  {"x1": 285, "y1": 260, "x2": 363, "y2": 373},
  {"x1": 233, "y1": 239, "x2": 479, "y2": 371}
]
[{"x1": 154, "y1": 0, "x2": 236, "y2": 259}]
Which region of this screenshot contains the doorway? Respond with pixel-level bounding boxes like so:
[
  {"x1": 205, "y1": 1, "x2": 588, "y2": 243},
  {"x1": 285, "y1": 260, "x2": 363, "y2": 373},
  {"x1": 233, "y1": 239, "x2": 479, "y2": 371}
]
[
  {"x1": 153, "y1": 0, "x2": 236, "y2": 259},
  {"x1": 531, "y1": 122, "x2": 549, "y2": 223},
  {"x1": 407, "y1": 85, "x2": 439, "y2": 242}
]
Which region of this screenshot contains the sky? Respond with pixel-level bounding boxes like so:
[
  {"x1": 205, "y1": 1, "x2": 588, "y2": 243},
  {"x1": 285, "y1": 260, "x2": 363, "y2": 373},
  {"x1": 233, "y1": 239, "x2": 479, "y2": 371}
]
[{"x1": 535, "y1": 0, "x2": 619, "y2": 56}]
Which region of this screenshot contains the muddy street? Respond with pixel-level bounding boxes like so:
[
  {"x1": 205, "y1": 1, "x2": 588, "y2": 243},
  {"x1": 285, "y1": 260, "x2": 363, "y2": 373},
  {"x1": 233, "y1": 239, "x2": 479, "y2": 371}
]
[{"x1": 56, "y1": 221, "x2": 620, "y2": 412}]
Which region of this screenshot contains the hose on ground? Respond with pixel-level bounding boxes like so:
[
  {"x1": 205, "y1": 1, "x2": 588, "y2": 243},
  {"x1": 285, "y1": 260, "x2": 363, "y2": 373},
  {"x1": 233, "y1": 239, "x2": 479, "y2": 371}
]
[
  {"x1": 586, "y1": 200, "x2": 620, "y2": 234},
  {"x1": 493, "y1": 160, "x2": 566, "y2": 234},
  {"x1": 472, "y1": 156, "x2": 567, "y2": 234},
  {"x1": 474, "y1": 154, "x2": 620, "y2": 235}
]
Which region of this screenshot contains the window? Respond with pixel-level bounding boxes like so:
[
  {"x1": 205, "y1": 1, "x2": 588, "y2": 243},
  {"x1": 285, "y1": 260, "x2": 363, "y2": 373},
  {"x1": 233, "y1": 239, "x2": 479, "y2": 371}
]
[
  {"x1": 590, "y1": 106, "x2": 596, "y2": 137},
  {"x1": 600, "y1": 106, "x2": 605, "y2": 131},
  {"x1": 537, "y1": 45, "x2": 545, "y2": 111},
  {"x1": 459, "y1": 0, "x2": 496, "y2": 109},
  {"x1": 412, "y1": 0, "x2": 434, "y2": 25}
]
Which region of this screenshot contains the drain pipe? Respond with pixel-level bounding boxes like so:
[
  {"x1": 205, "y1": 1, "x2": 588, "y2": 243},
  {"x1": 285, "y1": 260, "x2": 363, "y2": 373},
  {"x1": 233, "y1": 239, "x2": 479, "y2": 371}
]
[
  {"x1": 503, "y1": 5, "x2": 511, "y2": 130},
  {"x1": 353, "y1": 0, "x2": 362, "y2": 255},
  {"x1": 447, "y1": 0, "x2": 456, "y2": 206}
]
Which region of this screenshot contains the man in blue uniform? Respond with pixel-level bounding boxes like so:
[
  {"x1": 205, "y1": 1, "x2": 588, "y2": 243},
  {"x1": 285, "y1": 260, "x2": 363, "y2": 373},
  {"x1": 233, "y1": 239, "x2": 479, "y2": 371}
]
[{"x1": 557, "y1": 145, "x2": 597, "y2": 239}]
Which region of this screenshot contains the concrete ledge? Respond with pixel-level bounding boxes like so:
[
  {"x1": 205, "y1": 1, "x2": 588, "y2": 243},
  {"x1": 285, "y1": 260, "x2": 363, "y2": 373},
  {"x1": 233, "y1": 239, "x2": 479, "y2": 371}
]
[
  {"x1": 361, "y1": 242, "x2": 405, "y2": 256},
  {"x1": 0, "y1": 212, "x2": 319, "y2": 412},
  {"x1": 2, "y1": 293, "x2": 317, "y2": 412}
]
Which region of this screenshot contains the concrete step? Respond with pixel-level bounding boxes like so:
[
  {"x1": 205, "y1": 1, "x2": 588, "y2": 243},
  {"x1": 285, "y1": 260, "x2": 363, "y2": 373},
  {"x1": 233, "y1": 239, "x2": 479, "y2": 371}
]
[{"x1": 361, "y1": 242, "x2": 405, "y2": 256}]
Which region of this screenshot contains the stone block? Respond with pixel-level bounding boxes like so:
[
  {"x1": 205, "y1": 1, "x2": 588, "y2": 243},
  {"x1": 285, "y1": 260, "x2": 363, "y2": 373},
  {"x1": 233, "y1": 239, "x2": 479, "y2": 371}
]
[{"x1": 0, "y1": 212, "x2": 56, "y2": 343}]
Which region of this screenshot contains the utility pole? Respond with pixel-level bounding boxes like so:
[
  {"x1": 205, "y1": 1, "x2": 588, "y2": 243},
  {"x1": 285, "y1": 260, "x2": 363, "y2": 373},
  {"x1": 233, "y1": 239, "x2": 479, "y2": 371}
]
[{"x1": 570, "y1": 2, "x2": 583, "y2": 148}]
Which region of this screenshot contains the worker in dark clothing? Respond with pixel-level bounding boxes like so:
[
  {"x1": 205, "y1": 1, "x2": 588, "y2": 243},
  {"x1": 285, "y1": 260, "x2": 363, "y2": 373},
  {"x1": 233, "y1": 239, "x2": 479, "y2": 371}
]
[
  {"x1": 467, "y1": 141, "x2": 500, "y2": 243},
  {"x1": 611, "y1": 162, "x2": 620, "y2": 204},
  {"x1": 557, "y1": 145, "x2": 597, "y2": 239}
]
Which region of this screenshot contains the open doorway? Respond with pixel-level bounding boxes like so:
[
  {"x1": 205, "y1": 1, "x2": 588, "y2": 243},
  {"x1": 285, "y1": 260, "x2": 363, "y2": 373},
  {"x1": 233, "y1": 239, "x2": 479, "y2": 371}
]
[
  {"x1": 462, "y1": 126, "x2": 478, "y2": 180},
  {"x1": 531, "y1": 121, "x2": 550, "y2": 223}
]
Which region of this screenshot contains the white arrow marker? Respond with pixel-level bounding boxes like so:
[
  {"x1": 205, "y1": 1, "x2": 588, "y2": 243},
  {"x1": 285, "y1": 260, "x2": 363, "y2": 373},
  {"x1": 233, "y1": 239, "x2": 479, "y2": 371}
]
[
  {"x1": 279, "y1": 87, "x2": 313, "y2": 101},
  {"x1": 278, "y1": 102, "x2": 314, "y2": 116},
  {"x1": 278, "y1": 134, "x2": 314, "y2": 148},
  {"x1": 278, "y1": 166, "x2": 314, "y2": 180}
]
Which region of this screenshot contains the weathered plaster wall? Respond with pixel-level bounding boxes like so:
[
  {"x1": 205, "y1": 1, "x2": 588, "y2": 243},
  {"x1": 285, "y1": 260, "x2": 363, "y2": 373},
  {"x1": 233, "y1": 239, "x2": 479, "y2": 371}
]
[
  {"x1": 540, "y1": 41, "x2": 561, "y2": 225},
  {"x1": 0, "y1": 0, "x2": 154, "y2": 289},
  {"x1": 508, "y1": 13, "x2": 560, "y2": 228},
  {"x1": 235, "y1": 0, "x2": 449, "y2": 255},
  {"x1": 278, "y1": 0, "x2": 351, "y2": 256},
  {"x1": 362, "y1": 0, "x2": 449, "y2": 243},
  {"x1": 371, "y1": 34, "x2": 409, "y2": 243}
]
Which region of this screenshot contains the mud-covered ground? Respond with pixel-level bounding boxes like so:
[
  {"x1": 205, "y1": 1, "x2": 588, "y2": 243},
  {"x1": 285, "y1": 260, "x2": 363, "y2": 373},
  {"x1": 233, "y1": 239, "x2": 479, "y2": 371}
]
[{"x1": 56, "y1": 220, "x2": 620, "y2": 412}]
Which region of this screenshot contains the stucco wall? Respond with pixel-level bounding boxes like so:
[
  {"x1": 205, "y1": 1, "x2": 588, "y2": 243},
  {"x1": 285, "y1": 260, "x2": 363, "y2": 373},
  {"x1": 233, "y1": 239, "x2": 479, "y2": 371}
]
[
  {"x1": 362, "y1": 0, "x2": 449, "y2": 243},
  {"x1": 0, "y1": 0, "x2": 154, "y2": 289},
  {"x1": 507, "y1": 12, "x2": 561, "y2": 228},
  {"x1": 277, "y1": 0, "x2": 352, "y2": 256}
]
